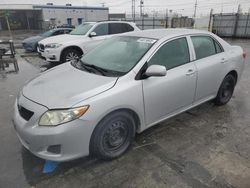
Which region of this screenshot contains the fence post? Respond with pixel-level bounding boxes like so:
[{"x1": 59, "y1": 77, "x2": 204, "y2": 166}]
[
  {"x1": 208, "y1": 9, "x2": 213, "y2": 31},
  {"x1": 142, "y1": 16, "x2": 144, "y2": 30},
  {"x1": 165, "y1": 16, "x2": 168, "y2": 28},
  {"x1": 244, "y1": 13, "x2": 250, "y2": 36},
  {"x1": 233, "y1": 5, "x2": 241, "y2": 38},
  {"x1": 233, "y1": 13, "x2": 240, "y2": 38},
  {"x1": 153, "y1": 16, "x2": 155, "y2": 29},
  {"x1": 165, "y1": 8, "x2": 168, "y2": 28}
]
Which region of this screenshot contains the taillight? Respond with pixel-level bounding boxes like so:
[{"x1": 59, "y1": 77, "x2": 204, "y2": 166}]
[{"x1": 242, "y1": 52, "x2": 247, "y2": 59}]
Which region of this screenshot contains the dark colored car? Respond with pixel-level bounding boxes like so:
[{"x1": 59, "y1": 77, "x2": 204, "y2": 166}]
[
  {"x1": 57, "y1": 24, "x2": 75, "y2": 29},
  {"x1": 22, "y1": 28, "x2": 73, "y2": 52}
]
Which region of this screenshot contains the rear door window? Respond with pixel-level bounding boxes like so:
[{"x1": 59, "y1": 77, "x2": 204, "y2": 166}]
[
  {"x1": 109, "y1": 23, "x2": 123, "y2": 34},
  {"x1": 191, "y1": 36, "x2": 217, "y2": 60},
  {"x1": 122, "y1": 23, "x2": 134, "y2": 32}
]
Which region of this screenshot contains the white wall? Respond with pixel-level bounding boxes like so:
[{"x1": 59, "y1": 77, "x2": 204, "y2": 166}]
[{"x1": 42, "y1": 8, "x2": 109, "y2": 26}]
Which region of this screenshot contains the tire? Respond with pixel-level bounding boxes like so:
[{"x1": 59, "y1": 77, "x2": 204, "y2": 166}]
[
  {"x1": 61, "y1": 48, "x2": 82, "y2": 63},
  {"x1": 34, "y1": 43, "x2": 38, "y2": 52},
  {"x1": 214, "y1": 74, "x2": 236, "y2": 106},
  {"x1": 90, "y1": 111, "x2": 136, "y2": 160}
]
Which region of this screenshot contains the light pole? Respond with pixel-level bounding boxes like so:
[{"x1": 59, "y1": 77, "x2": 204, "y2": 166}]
[{"x1": 140, "y1": 0, "x2": 144, "y2": 18}]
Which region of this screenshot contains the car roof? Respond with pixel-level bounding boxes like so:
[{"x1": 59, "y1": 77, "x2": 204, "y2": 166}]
[
  {"x1": 86, "y1": 21, "x2": 135, "y2": 24},
  {"x1": 52, "y1": 28, "x2": 72, "y2": 31},
  {"x1": 80, "y1": 21, "x2": 136, "y2": 26},
  {"x1": 83, "y1": 22, "x2": 97, "y2": 24},
  {"x1": 122, "y1": 28, "x2": 211, "y2": 40}
]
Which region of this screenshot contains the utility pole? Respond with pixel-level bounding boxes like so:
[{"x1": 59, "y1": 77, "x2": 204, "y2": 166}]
[
  {"x1": 193, "y1": 0, "x2": 198, "y2": 19},
  {"x1": 193, "y1": 0, "x2": 198, "y2": 28},
  {"x1": 220, "y1": 0, "x2": 224, "y2": 13},
  {"x1": 140, "y1": 0, "x2": 144, "y2": 18},
  {"x1": 132, "y1": 0, "x2": 135, "y2": 22},
  {"x1": 100, "y1": 2, "x2": 105, "y2": 7}
]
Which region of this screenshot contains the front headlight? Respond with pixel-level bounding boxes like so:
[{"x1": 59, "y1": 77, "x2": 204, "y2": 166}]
[
  {"x1": 39, "y1": 106, "x2": 89, "y2": 126},
  {"x1": 45, "y1": 43, "x2": 62, "y2": 49}
]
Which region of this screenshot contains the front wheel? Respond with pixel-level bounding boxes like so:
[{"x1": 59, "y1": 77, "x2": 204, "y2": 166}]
[
  {"x1": 90, "y1": 111, "x2": 136, "y2": 160},
  {"x1": 61, "y1": 48, "x2": 82, "y2": 63},
  {"x1": 214, "y1": 74, "x2": 236, "y2": 106}
]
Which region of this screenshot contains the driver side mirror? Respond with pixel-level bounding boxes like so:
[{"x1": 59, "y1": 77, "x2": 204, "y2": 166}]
[
  {"x1": 144, "y1": 65, "x2": 167, "y2": 78},
  {"x1": 89, "y1": 32, "x2": 97, "y2": 38}
]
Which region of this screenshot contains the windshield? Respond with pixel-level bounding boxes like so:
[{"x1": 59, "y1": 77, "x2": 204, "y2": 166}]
[
  {"x1": 70, "y1": 23, "x2": 93, "y2": 35},
  {"x1": 80, "y1": 36, "x2": 156, "y2": 76},
  {"x1": 41, "y1": 30, "x2": 53, "y2": 37}
]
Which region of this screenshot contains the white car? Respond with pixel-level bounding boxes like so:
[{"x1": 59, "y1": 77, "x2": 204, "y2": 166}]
[{"x1": 37, "y1": 21, "x2": 140, "y2": 63}]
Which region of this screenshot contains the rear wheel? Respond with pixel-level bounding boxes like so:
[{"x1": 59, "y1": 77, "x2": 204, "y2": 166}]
[
  {"x1": 61, "y1": 48, "x2": 82, "y2": 63},
  {"x1": 90, "y1": 111, "x2": 136, "y2": 160},
  {"x1": 214, "y1": 74, "x2": 236, "y2": 106}
]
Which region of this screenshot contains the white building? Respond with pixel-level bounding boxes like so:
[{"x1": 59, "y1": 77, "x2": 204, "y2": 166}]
[{"x1": 0, "y1": 4, "x2": 109, "y2": 30}]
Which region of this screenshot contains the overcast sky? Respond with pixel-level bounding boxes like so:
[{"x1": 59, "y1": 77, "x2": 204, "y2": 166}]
[{"x1": 1, "y1": 0, "x2": 250, "y2": 17}]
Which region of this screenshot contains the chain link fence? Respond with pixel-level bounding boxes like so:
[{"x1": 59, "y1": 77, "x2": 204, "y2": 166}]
[{"x1": 110, "y1": 17, "x2": 194, "y2": 30}]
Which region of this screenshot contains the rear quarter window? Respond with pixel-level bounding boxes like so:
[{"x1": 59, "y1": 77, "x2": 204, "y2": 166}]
[
  {"x1": 123, "y1": 23, "x2": 134, "y2": 32},
  {"x1": 214, "y1": 40, "x2": 223, "y2": 53},
  {"x1": 191, "y1": 36, "x2": 224, "y2": 60}
]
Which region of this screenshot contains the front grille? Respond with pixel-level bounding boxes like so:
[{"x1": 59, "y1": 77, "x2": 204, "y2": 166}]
[
  {"x1": 47, "y1": 145, "x2": 61, "y2": 154},
  {"x1": 23, "y1": 43, "x2": 31, "y2": 49},
  {"x1": 18, "y1": 105, "x2": 34, "y2": 121},
  {"x1": 39, "y1": 44, "x2": 45, "y2": 52}
]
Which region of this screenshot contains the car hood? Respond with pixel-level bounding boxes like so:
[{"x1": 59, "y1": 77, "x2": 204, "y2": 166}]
[
  {"x1": 23, "y1": 35, "x2": 43, "y2": 43},
  {"x1": 22, "y1": 63, "x2": 118, "y2": 109},
  {"x1": 39, "y1": 34, "x2": 85, "y2": 44}
]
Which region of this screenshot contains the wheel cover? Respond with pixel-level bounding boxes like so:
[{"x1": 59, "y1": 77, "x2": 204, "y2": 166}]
[
  {"x1": 66, "y1": 52, "x2": 79, "y2": 61},
  {"x1": 221, "y1": 79, "x2": 234, "y2": 102},
  {"x1": 103, "y1": 120, "x2": 129, "y2": 152}
]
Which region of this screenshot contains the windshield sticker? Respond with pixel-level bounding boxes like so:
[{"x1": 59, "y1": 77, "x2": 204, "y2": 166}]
[{"x1": 137, "y1": 38, "x2": 156, "y2": 44}]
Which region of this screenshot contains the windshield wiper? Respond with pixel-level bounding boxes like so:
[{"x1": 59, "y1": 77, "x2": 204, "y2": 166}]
[
  {"x1": 81, "y1": 62, "x2": 108, "y2": 76},
  {"x1": 71, "y1": 60, "x2": 92, "y2": 73}
]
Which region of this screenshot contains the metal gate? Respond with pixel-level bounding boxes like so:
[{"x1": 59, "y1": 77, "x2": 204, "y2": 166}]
[{"x1": 213, "y1": 13, "x2": 250, "y2": 38}]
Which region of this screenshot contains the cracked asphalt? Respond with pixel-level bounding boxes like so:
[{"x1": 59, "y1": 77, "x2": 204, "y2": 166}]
[{"x1": 0, "y1": 38, "x2": 250, "y2": 188}]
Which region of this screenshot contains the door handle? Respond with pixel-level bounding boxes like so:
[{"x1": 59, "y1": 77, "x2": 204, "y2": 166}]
[
  {"x1": 221, "y1": 58, "x2": 227, "y2": 63},
  {"x1": 186, "y1": 69, "x2": 195, "y2": 76}
]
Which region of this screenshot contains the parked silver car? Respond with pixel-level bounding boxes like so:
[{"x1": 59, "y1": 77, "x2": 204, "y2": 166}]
[{"x1": 13, "y1": 29, "x2": 246, "y2": 161}]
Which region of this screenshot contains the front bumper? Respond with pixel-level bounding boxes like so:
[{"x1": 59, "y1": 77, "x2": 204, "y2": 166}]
[
  {"x1": 37, "y1": 46, "x2": 61, "y2": 62},
  {"x1": 13, "y1": 94, "x2": 95, "y2": 161},
  {"x1": 22, "y1": 42, "x2": 36, "y2": 52}
]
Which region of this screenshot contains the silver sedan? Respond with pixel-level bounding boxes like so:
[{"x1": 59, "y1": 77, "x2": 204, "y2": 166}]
[{"x1": 13, "y1": 29, "x2": 246, "y2": 161}]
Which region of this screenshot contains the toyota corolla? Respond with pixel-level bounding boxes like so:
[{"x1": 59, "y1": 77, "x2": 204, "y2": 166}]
[{"x1": 13, "y1": 29, "x2": 246, "y2": 161}]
